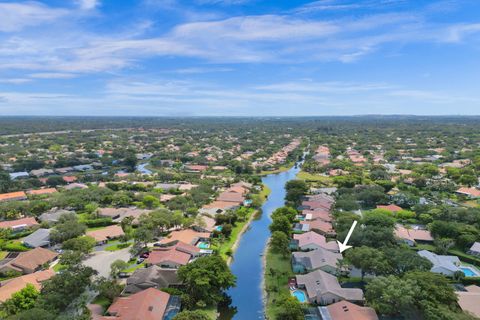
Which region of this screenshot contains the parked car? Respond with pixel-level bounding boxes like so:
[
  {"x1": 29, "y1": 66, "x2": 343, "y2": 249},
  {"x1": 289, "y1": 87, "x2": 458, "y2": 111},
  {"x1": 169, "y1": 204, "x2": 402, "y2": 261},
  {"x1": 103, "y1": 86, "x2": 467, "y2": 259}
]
[
  {"x1": 140, "y1": 252, "x2": 150, "y2": 258},
  {"x1": 118, "y1": 272, "x2": 130, "y2": 278},
  {"x1": 137, "y1": 258, "x2": 145, "y2": 264}
]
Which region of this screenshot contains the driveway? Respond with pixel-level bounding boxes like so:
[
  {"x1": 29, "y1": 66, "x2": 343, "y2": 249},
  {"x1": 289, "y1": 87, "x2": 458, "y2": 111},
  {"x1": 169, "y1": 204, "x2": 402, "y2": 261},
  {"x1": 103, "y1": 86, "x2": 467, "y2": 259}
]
[{"x1": 83, "y1": 247, "x2": 131, "y2": 278}]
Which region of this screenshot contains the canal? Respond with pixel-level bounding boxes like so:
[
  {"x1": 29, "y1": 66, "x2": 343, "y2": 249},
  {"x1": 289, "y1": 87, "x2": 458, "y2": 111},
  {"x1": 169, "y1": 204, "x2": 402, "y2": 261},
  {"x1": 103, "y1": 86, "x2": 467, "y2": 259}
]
[{"x1": 226, "y1": 164, "x2": 301, "y2": 320}]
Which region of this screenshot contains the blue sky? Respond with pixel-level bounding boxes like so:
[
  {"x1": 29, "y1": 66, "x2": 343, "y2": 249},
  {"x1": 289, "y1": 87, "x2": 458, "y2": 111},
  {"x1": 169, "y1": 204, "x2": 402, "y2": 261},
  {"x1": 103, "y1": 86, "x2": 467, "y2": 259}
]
[{"x1": 0, "y1": 0, "x2": 480, "y2": 116}]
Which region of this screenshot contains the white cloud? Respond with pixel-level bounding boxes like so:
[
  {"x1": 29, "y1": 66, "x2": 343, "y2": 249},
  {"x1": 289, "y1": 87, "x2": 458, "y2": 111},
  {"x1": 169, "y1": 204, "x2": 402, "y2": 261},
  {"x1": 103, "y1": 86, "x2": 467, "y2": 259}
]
[
  {"x1": 0, "y1": 2, "x2": 68, "y2": 32},
  {"x1": 29, "y1": 72, "x2": 78, "y2": 79},
  {"x1": 76, "y1": 0, "x2": 100, "y2": 10}
]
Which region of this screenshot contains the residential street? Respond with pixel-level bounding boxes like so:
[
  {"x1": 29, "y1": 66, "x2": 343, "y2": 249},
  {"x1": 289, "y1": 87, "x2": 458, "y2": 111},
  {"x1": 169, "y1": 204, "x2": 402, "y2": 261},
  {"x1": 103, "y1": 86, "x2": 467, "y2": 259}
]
[{"x1": 83, "y1": 247, "x2": 131, "y2": 278}]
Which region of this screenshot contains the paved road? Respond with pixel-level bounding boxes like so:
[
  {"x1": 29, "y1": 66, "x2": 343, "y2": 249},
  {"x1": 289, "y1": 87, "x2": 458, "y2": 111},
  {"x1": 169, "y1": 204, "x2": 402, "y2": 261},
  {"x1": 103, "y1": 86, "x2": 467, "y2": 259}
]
[{"x1": 83, "y1": 247, "x2": 131, "y2": 278}]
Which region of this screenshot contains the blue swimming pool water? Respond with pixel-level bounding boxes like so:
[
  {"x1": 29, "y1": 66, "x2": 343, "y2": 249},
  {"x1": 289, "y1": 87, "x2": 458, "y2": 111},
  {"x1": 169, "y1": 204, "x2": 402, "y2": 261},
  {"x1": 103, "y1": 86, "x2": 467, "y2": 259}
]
[
  {"x1": 197, "y1": 242, "x2": 210, "y2": 249},
  {"x1": 292, "y1": 290, "x2": 307, "y2": 303},
  {"x1": 461, "y1": 267, "x2": 479, "y2": 277}
]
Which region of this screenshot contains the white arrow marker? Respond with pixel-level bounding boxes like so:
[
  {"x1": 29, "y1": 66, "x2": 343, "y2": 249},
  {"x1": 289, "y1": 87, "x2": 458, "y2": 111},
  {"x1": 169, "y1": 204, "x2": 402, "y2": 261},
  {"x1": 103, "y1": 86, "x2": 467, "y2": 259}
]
[{"x1": 337, "y1": 220, "x2": 357, "y2": 253}]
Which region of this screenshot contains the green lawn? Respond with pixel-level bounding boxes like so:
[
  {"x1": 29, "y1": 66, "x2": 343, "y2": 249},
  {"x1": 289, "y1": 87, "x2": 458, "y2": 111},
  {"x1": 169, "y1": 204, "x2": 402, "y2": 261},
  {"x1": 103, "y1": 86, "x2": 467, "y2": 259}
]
[
  {"x1": 105, "y1": 241, "x2": 132, "y2": 251},
  {"x1": 296, "y1": 171, "x2": 332, "y2": 185},
  {"x1": 216, "y1": 208, "x2": 256, "y2": 260},
  {"x1": 0, "y1": 251, "x2": 8, "y2": 259},
  {"x1": 122, "y1": 262, "x2": 145, "y2": 273},
  {"x1": 260, "y1": 163, "x2": 294, "y2": 176},
  {"x1": 264, "y1": 246, "x2": 295, "y2": 320},
  {"x1": 53, "y1": 263, "x2": 66, "y2": 272}
]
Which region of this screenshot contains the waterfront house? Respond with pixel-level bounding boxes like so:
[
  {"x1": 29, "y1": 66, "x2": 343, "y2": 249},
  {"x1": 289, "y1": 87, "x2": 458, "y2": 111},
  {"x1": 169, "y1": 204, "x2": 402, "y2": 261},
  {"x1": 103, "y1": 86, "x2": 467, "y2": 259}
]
[
  {"x1": 318, "y1": 301, "x2": 378, "y2": 320},
  {"x1": 292, "y1": 247, "x2": 343, "y2": 274},
  {"x1": 291, "y1": 231, "x2": 339, "y2": 252},
  {"x1": 159, "y1": 229, "x2": 210, "y2": 246},
  {"x1": 296, "y1": 269, "x2": 364, "y2": 305},
  {"x1": 146, "y1": 242, "x2": 200, "y2": 269}
]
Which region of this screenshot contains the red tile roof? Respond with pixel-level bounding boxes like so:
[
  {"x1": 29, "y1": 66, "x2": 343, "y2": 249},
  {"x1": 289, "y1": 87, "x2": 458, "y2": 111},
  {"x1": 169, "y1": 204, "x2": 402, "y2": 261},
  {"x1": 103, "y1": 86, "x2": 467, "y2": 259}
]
[
  {"x1": 105, "y1": 288, "x2": 170, "y2": 320},
  {"x1": 0, "y1": 217, "x2": 39, "y2": 229},
  {"x1": 0, "y1": 191, "x2": 27, "y2": 202}
]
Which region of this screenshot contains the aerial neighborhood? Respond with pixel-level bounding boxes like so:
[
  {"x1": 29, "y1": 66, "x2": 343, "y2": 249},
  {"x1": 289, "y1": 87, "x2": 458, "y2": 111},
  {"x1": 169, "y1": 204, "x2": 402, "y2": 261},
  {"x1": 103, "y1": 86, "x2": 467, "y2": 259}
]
[{"x1": 0, "y1": 118, "x2": 480, "y2": 320}]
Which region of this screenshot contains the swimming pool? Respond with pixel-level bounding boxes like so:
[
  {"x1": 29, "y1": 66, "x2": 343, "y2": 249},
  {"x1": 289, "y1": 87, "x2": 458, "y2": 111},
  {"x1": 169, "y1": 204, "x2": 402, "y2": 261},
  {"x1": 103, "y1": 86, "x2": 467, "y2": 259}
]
[
  {"x1": 197, "y1": 241, "x2": 210, "y2": 249},
  {"x1": 461, "y1": 266, "x2": 480, "y2": 277},
  {"x1": 292, "y1": 290, "x2": 307, "y2": 303}
]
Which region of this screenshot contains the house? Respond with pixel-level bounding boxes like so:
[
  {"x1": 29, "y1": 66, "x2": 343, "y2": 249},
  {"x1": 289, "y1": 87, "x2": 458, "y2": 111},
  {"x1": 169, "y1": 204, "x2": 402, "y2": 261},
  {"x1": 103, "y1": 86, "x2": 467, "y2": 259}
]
[
  {"x1": 73, "y1": 164, "x2": 93, "y2": 171},
  {"x1": 9, "y1": 172, "x2": 29, "y2": 180},
  {"x1": 86, "y1": 225, "x2": 125, "y2": 244},
  {"x1": 296, "y1": 269, "x2": 364, "y2": 305},
  {"x1": 160, "y1": 229, "x2": 210, "y2": 246},
  {"x1": 98, "y1": 207, "x2": 151, "y2": 224},
  {"x1": 456, "y1": 187, "x2": 480, "y2": 199},
  {"x1": 23, "y1": 228, "x2": 51, "y2": 248},
  {"x1": 292, "y1": 248, "x2": 343, "y2": 274},
  {"x1": 193, "y1": 215, "x2": 217, "y2": 233},
  {"x1": 62, "y1": 175, "x2": 78, "y2": 183},
  {"x1": 30, "y1": 169, "x2": 54, "y2": 177},
  {"x1": 123, "y1": 266, "x2": 181, "y2": 294},
  {"x1": 38, "y1": 208, "x2": 74, "y2": 224},
  {"x1": 291, "y1": 231, "x2": 339, "y2": 252},
  {"x1": 300, "y1": 220, "x2": 336, "y2": 237},
  {"x1": 63, "y1": 183, "x2": 88, "y2": 190},
  {"x1": 184, "y1": 164, "x2": 208, "y2": 172},
  {"x1": 394, "y1": 225, "x2": 433, "y2": 246},
  {"x1": 27, "y1": 188, "x2": 58, "y2": 196},
  {"x1": 0, "y1": 269, "x2": 55, "y2": 302},
  {"x1": 102, "y1": 288, "x2": 180, "y2": 320},
  {"x1": 456, "y1": 285, "x2": 480, "y2": 318},
  {"x1": 146, "y1": 241, "x2": 200, "y2": 269},
  {"x1": 376, "y1": 204, "x2": 403, "y2": 212},
  {"x1": 468, "y1": 242, "x2": 480, "y2": 257},
  {"x1": 216, "y1": 191, "x2": 245, "y2": 204},
  {"x1": 417, "y1": 250, "x2": 460, "y2": 276},
  {"x1": 0, "y1": 191, "x2": 27, "y2": 202},
  {"x1": 318, "y1": 301, "x2": 378, "y2": 320},
  {"x1": 0, "y1": 217, "x2": 39, "y2": 231},
  {"x1": 0, "y1": 247, "x2": 58, "y2": 274}
]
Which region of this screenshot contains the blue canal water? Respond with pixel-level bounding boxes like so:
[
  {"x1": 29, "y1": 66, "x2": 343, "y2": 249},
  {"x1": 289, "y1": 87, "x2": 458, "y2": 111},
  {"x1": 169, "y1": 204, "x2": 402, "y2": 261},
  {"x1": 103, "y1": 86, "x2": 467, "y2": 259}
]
[{"x1": 226, "y1": 164, "x2": 301, "y2": 320}]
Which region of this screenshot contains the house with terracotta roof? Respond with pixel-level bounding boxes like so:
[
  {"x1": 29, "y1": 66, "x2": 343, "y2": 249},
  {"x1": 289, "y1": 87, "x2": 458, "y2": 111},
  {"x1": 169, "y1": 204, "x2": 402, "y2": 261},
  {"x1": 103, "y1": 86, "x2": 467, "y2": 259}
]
[
  {"x1": 0, "y1": 217, "x2": 39, "y2": 232},
  {"x1": 299, "y1": 219, "x2": 336, "y2": 237},
  {"x1": 0, "y1": 191, "x2": 27, "y2": 202},
  {"x1": 318, "y1": 301, "x2": 378, "y2": 320},
  {"x1": 394, "y1": 225, "x2": 434, "y2": 246},
  {"x1": 0, "y1": 247, "x2": 58, "y2": 274},
  {"x1": 376, "y1": 204, "x2": 403, "y2": 212},
  {"x1": 102, "y1": 288, "x2": 180, "y2": 320},
  {"x1": 27, "y1": 188, "x2": 58, "y2": 196},
  {"x1": 456, "y1": 285, "x2": 480, "y2": 318},
  {"x1": 0, "y1": 269, "x2": 55, "y2": 302},
  {"x1": 216, "y1": 191, "x2": 245, "y2": 204},
  {"x1": 160, "y1": 229, "x2": 210, "y2": 246},
  {"x1": 292, "y1": 231, "x2": 339, "y2": 252},
  {"x1": 456, "y1": 187, "x2": 480, "y2": 199},
  {"x1": 86, "y1": 225, "x2": 125, "y2": 244},
  {"x1": 147, "y1": 241, "x2": 200, "y2": 269}
]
